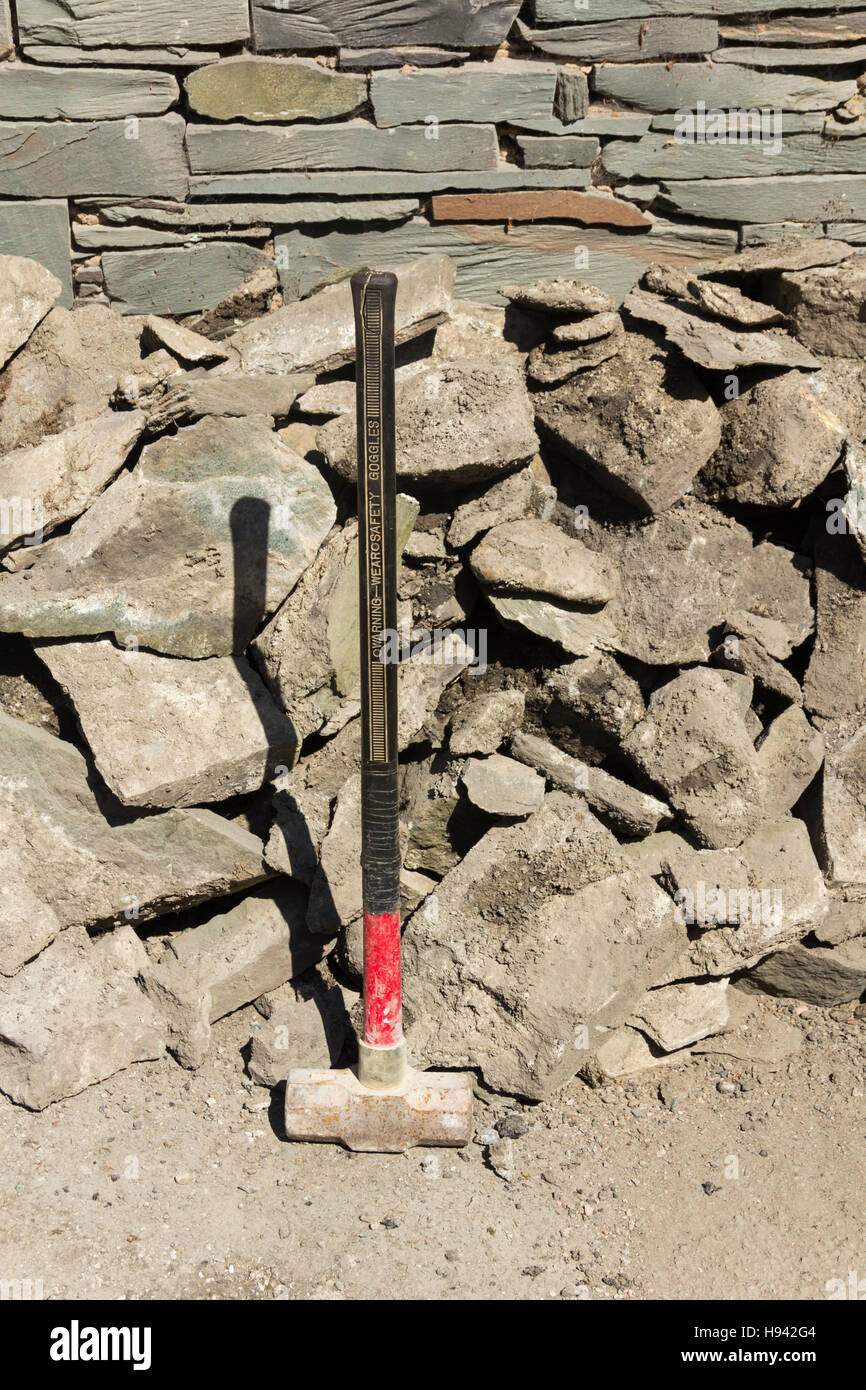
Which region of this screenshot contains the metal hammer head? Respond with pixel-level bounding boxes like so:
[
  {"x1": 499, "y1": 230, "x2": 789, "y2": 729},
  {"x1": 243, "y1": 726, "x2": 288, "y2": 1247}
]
[{"x1": 284, "y1": 1066, "x2": 473, "y2": 1153}]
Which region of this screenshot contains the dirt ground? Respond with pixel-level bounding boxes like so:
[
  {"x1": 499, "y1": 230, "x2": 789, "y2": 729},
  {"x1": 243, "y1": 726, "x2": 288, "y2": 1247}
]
[{"x1": 0, "y1": 989, "x2": 862, "y2": 1303}]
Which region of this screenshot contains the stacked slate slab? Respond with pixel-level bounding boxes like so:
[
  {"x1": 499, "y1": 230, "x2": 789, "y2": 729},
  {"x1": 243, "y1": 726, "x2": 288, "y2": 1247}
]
[{"x1": 2, "y1": 0, "x2": 866, "y2": 313}]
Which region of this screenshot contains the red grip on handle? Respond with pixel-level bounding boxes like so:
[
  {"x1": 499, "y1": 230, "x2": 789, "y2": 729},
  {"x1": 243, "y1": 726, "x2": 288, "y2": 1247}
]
[{"x1": 363, "y1": 911, "x2": 402, "y2": 1048}]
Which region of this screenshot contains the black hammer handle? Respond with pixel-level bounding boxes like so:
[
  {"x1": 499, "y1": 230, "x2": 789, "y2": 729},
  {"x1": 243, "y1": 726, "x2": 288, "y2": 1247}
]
[{"x1": 351, "y1": 269, "x2": 401, "y2": 920}]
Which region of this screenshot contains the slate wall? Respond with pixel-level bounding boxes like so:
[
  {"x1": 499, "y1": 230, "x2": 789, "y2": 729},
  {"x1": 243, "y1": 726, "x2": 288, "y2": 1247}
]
[{"x1": 1, "y1": 0, "x2": 865, "y2": 317}]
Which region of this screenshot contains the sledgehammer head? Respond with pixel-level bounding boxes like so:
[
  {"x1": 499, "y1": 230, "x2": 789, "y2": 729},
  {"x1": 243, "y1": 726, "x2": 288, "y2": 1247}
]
[{"x1": 284, "y1": 1066, "x2": 473, "y2": 1153}]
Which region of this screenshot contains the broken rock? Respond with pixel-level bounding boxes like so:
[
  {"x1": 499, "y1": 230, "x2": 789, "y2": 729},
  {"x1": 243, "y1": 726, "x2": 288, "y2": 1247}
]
[
  {"x1": 535, "y1": 331, "x2": 721, "y2": 514},
  {"x1": 470, "y1": 518, "x2": 619, "y2": 605},
  {"x1": 743, "y1": 938, "x2": 866, "y2": 1007},
  {"x1": 756, "y1": 707, "x2": 825, "y2": 819},
  {"x1": 0, "y1": 925, "x2": 165, "y2": 1111},
  {"x1": 623, "y1": 287, "x2": 820, "y2": 372},
  {"x1": 449, "y1": 689, "x2": 525, "y2": 756},
  {"x1": 499, "y1": 278, "x2": 615, "y2": 316},
  {"x1": 0, "y1": 253, "x2": 63, "y2": 370},
  {"x1": 510, "y1": 729, "x2": 672, "y2": 838},
  {"x1": 37, "y1": 638, "x2": 299, "y2": 808},
  {"x1": 776, "y1": 252, "x2": 866, "y2": 356},
  {"x1": 460, "y1": 753, "x2": 545, "y2": 817},
  {"x1": 247, "y1": 971, "x2": 351, "y2": 1087},
  {"x1": 629, "y1": 979, "x2": 730, "y2": 1053}
]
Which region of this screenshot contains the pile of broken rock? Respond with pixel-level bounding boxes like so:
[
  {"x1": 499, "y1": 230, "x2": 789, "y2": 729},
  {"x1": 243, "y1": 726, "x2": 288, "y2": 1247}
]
[{"x1": 0, "y1": 240, "x2": 864, "y2": 1113}]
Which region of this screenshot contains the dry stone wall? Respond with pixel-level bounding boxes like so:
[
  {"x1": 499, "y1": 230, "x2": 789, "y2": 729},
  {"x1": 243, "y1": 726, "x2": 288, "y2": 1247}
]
[{"x1": 2, "y1": 0, "x2": 866, "y2": 314}]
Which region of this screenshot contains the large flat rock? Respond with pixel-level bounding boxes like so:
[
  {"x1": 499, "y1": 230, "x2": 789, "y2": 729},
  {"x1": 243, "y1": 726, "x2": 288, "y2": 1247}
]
[
  {"x1": 17, "y1": 0, "x2": 250, "y2": 47},
  {"x1": 187, "y1": 120, "x2": 500, "y2": 174},
  {"x1": 536, "y1": 329, "x2": 721, "y2": 512},
  {"x1": 251, "y1": 0, "x2": 521, "y2": 49},
  {"x1": 623, "y1": 288, "x2": 819, "y2": 371},
  {"x1": 803, "y1": 533, "x2": 866, "y2": 721},
  {"x1": 0, "y1": 925, "x2": 165, "y2": 1110},
  {"x1": 0, "y1": 64, "x2": 178, "y2": 118},
  {"x1": 37, "y1": 639, "x2": 300, "y2": 809},
  {"x1": 370, "y1": 61, "x2": 556, "y2": 126},
  {"x1": 228, "y1": 253, "x2": 454, "y2": 376},
  {"x1": 0, "y1": 415, "x2": 337, "y2": 657},
  {"x1": 0, "y1": 252, "x2": 62, "y2": 369},
  {"x1": 185, "y1": 57, "x2": 365, "y2": 122},
  {"x1": 102, "y1": 243, "x2": 277, "y2": 316},
  {"x1": 402, "y1": 792, "x2": 685, "y2": 1099},
  {"x1": 593, "y1": 61, "x2": 853, "y2": 113},
  {"x1": 0, "y1": 115, "x2": 188, "y2": 199},
  {"x1": 0, "y1": 202, "x2": 72, "y2": 308},
  {"x1": 0, "y1": 710, "x2": 269, "y2": 977}
]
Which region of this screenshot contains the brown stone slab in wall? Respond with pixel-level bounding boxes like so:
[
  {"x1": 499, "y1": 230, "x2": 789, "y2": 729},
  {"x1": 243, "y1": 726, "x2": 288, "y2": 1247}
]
[
  {"x1": 370, "y1": 61, "x2": 557, "y2": 128},
  {"x1": 720, "y1": 13, "x2": 866, "y2": 43},
  {"x1": 519, "y1": 17, "x2": 718, "y2": 61},
  {"x1": 661, "y1": 173, "x2": 866, "y2": 224},
  {"x1": 186, "y1": 120, "x2": 500, "y2": 174},
  {"x1": 0, "y1": 65, "x2": 179, "y2": 119},
  {"x1": 252, "y1": 0, "x2": 522, "y2": 51},
  {"x1": 17, "y1": 0, "x2": 250, "y2": 47},
  {"x1": 185, "y1": 57, "x2": 366, "y2": 123},
  {"x1": 0, "y1": 200, "x2": 73, "y2": 308},
  {"x1": 431, "y1": 191, "x2": 651, "y2": 228},
  {"x1": 0, "y1": 115, "x2": 188, "y2": 199},
  {"x1": 593, "y1": 62, "x2": 855, "y2": 113},
  {"x1": 101, "y1": 243, "x2": 276, "y2": 316},
  {"x1": 535, "y1": 0, "x2": 866, "y2": 18}
]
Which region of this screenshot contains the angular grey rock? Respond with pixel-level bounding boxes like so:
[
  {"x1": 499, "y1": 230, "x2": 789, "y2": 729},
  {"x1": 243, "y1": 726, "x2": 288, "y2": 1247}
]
[
  {"x1": 0, "y1": 925, "x2": 165, "y2": 1111},
  {"x1": 0, "y1": 416, "x2": 336, "y2": 658},
  {"x1": 593, "y1": 61, "x2": 853, "y2": 114},
  {"x1": 545, "y1": 652, "x2": 645, "y2": 741},
  {"x1": 447, "y1": 463, "x2": 555, "y2": 549},
  {"x1": 777, "y1": 252, "x2": 866, "y2": 356},
  {"x1": 470, "y1": 519, "x2": 619, "y2": 605},
  {"x1": 756, "y1": 708, "x2": 825, "y2": 819},
  {"x1": 0, "y1": 303, "x2": 147, "y2": 455},
  {"x1": 187, "y1": 119, "x2": 499, "y2": 175},
  {"x1": 813, "y1": 890, "x2": 866, "y2": 947},
  {"x1": 141, "y1": 316, "x2": 231, "y2": 366},
  {"x1": 251, "y1": 0, "x2": 521, "y2": 49},
  {"x1": 0, "y1": 115, "x2": 189, "y2": 200},
  {"x1": 843, "y1": 439, "x2": 866, "y2": 568},
  {"x1": 0, "y1": 254, "x2": 63, "y2": 369},
  {"x1": 623, "y1": 288, "x2": 820, "y2": 372},
  {"x1": 449, "y1": 689, "x2": 525, "y2": 757},
  {"x1": 520, "y1": 15, "x2": 718, "y2": 60},
  {"x1": 402, "y1": 793, "x2": 685, "y2": 1099},
  {"x1": 711, "y1": 630, "x2": 803, "y2": 704},
  {"x1": 144, "y1": 370, "x2": 312, "y2": 430},
  {"x1": 510, "y1": 729, "x2": 672, "y2": 838},
  {"x1": 460, "y1": 753, "x2": 545, "y2": 818},
  {"x1": 516, "y1": 134, "x2": 599, "y2": 168},
  {"x1": 743, "y1": 938, "x2": 866, "y2": 1007},
  {"x1": 370, "y1": 61, "x2": 557, "y2": 127},
  {"x1": 585, "y1": 499, "x2": 814, "y2": 666},
  {"x1": 659, "y1": 819, "x2": 828, "y2": 974},
  {"x1": 17, "y1": 0, "x2": 250, "y2": 46},
  {"x1": 0, "y1": 709, "x2": 268, "y2": 977},
  {"x1": 818, "y1": 722, "x2": 866, "y2": 889},
  {"x1": 318, "y1": 357, "x2": 538, "y2": 488},
  {"x1": 704, "y1": 237, "x2": 854, "y2": 276},
  {"x1": 141, "y1": 882, "x2": 327, "y2": 1069},
  {"x1": 629, "y1": 979, "x2": 730, "y2": 1052},
  {"x1": 586, "y1": 1025, "x2": 692, "y2": 1080},
  {"x1": 37, "y1": 639, "x2": 299, "y2": 809},
  {"x1": 660, "y1": 175, "x2": 866, "y2": 226},
  {"x1": 499, "y1": 277, "x2": 616, "y2": 316},
  {"x1": 535, "y1": 330, "x2": 721, "y2": 514},
  {"x1": 228, "y1": 253, "x2": 454, "y2": 376},
  {"x1": 0, "y1": 0, "x2": 11, "y2": 57},
  {"x1": 252, "y1": 499, "x2": 418, "y2": 742},
  {"x1": 623, "y1": 667, "x2": 766, "y2": 848},
  {"x1": 803, "y1": 533, "x2": 866, "y2": 721},
  {"x1": 488, "y1": 592, "x2": 618, "y2": 658},
  {"x1": 248, "y1": 972, "x2": 350, "y2": 1086},
  {"x1": 295, "y1": 380, "x2": 355, "y2": 418},
  {"x1": 700, "y1": 366, "x2": 863, "y2": 507},
  {"x1": 642, "y1": 263, "x2": 786, "y2": 327},
  {"x1": 0, "y1": 411, "x2": 145, "y2": 551}
]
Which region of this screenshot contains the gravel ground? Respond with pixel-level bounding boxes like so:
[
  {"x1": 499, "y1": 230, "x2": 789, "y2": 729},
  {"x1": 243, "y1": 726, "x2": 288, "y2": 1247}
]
[{"x1": 0, "y1": 990, "x2": 863, "y2": 1302}]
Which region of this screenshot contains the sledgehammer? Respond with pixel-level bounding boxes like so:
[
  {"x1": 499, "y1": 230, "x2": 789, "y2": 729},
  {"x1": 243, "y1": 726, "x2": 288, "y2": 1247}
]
[{"x1": 283, "y1": 269, "x2": 473, "y2": 1153}]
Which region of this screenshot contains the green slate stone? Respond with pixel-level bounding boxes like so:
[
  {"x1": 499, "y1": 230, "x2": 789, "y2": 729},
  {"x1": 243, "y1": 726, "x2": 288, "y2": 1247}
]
[{"x1": 185, "y1": 57, "x2": 366, "y2": 123}]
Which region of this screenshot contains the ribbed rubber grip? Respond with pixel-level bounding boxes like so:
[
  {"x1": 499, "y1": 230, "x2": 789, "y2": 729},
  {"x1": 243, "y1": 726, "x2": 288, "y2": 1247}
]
[{"x1": 352, "y1": 269, "x2": 400, "y2": 918}]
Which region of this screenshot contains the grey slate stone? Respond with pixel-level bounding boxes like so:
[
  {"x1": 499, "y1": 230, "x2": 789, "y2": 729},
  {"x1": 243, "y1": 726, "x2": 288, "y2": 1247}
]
[
  {"x1": 0, "y1": 0, "x2": 11, "y2": 58},
  {"x1": 22, "y1": 44, "x2": 223, "y2": 65},
  {"x1": 99, "y1": 200, "x2": 418, "y2": 229},
  {"x1": 0, "y1": 415, "x2": 337, "y2": 658},
  {"x1": 0, "y1": 114, "x2": 188, "y2": 199},
  {"x1": 186, "y1": 120, "x2": 500, "y2": 174},
  {"x1": 604, "y1": 133, "x2": 866, "y2": 180},
  {"x1": 520, "y1": 17, "x2": 718, "y2": 60},
  {"x1": 274, "y1": 219, "x2": 734, "y2": 308},
  {"x1": 0, "y1": 64, "x2": 178, "y2": 118},
  {"x1": 538, "y1": 0, "x2": 866, "y2": 14},
  {"x1": 339, "y1": 47, "x2": 469, "y2": 68},
  {"x1": 190, "y1": 168, "x2": 592, "y2": 196},
  {"x1": 516, "y1": 134, "x2": 599, "y2": 167},
  {"x1": 711, "y1": 42, "x2": 866, "y2": 66},
  {"x1": 17, "y1": 0, "x2": 249, "y2": 47},
  {"x1": 370, "y1": 61, "x2": 557, "y2": 127},
  {"x1": 102, "y1": 244, "x2": 275, "y2": 316},
  {"x1": 661, "y1": 174, "x2": 866, "y2": 224},
  {"x1": 252, "y1": 0, "x2": 522, "y2": 50},
  {"x1": 593, "y1": 62, "x2": 854, "y2": 113},
  {"x1": 0, "y1": 251, "x2": 63, "y2": 366},
  {"x1": 75, "y1": 225, "x2": 273, "y2": 251}
]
